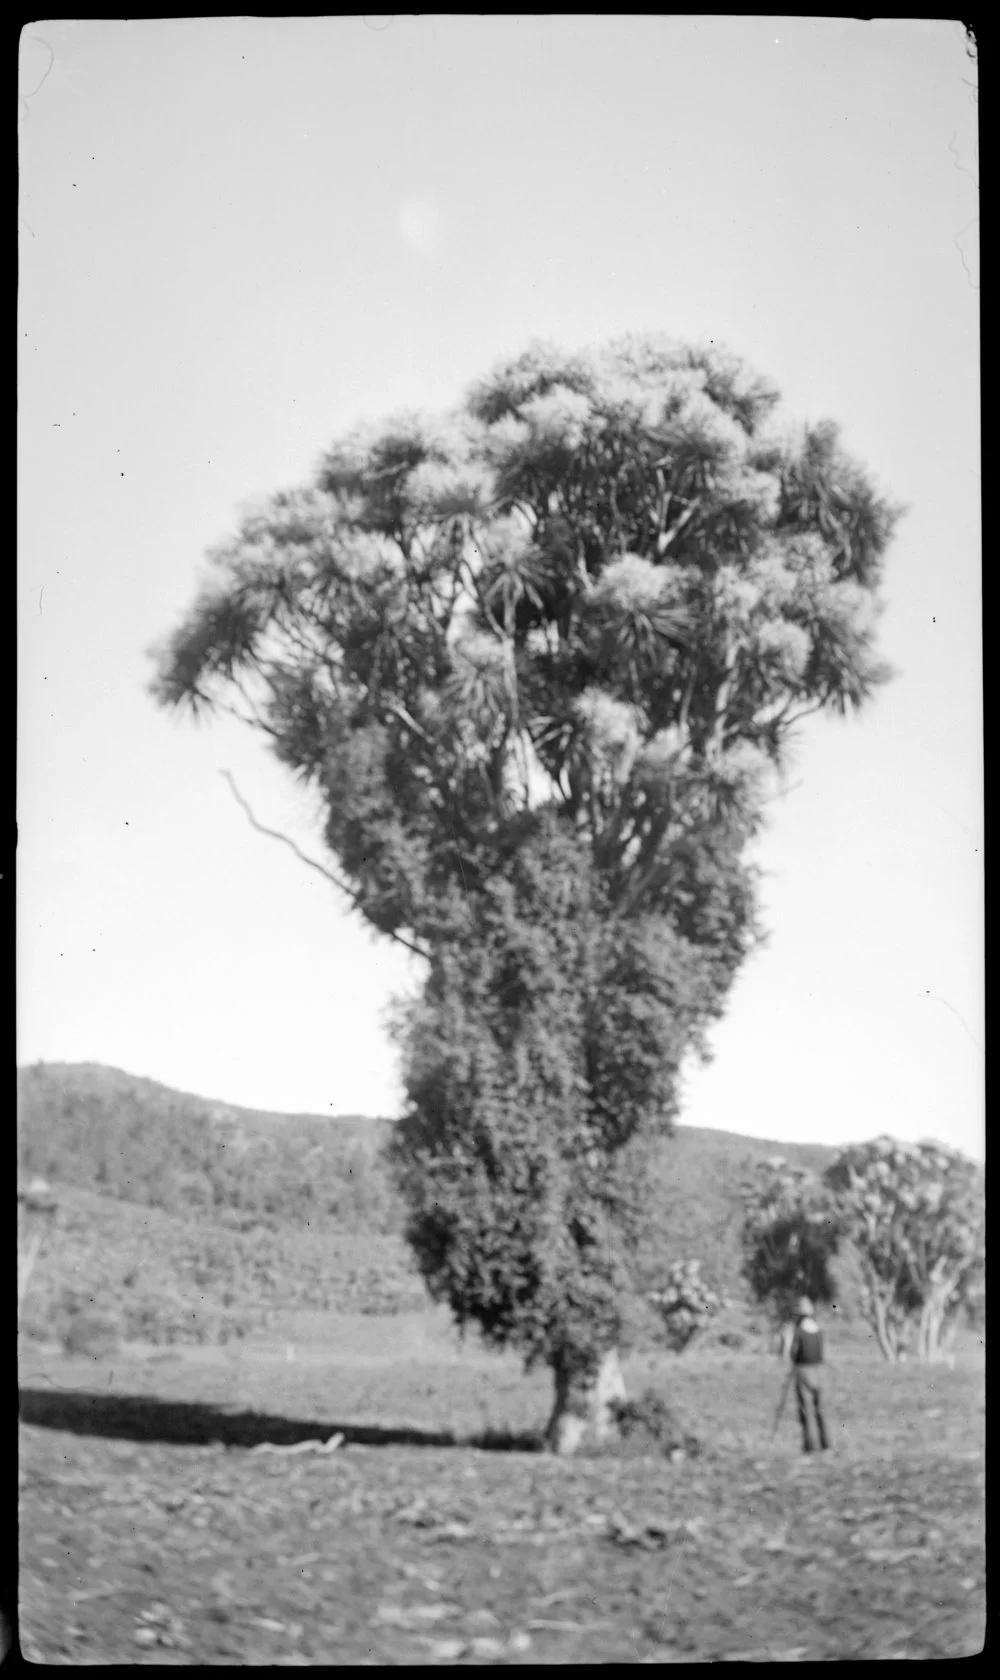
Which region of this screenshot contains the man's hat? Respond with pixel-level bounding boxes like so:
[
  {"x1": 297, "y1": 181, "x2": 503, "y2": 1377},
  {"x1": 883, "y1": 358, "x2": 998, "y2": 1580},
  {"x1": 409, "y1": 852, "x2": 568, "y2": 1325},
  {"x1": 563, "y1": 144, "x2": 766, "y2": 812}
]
[{"x1": 796, "y1": 1296, "x2": 814, "y2": 1317}]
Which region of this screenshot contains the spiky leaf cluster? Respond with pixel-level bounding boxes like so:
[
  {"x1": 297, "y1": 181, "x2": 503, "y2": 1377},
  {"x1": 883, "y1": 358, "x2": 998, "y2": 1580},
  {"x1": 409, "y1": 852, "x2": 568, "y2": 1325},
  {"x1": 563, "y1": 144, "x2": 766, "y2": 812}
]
[{"x1": 153, "y1": 337, "x2": 899, "y2": 952}]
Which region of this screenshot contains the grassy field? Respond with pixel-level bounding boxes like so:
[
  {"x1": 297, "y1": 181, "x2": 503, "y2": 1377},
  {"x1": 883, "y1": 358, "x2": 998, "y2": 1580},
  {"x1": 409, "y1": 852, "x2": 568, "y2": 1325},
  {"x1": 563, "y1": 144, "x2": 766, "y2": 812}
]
[{"x1": 18, "y1": 1312, "x2": 985, "y2": 1664}]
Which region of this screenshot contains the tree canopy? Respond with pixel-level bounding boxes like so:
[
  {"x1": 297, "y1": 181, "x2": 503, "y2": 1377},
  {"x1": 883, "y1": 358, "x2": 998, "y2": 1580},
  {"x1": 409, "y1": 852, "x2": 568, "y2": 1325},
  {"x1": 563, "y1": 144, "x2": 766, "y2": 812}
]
[
  {"x1": 740, "y1": 1156, "x2": 844, "y2": 1325},
  {"x1": 152, "y1": 336, "x2": 900, "y2": 1442},
  {"x1": 824, "y1": 1136, "x2": 984, "y2": 1362},
  {"x1": 153, "y1": 337, "x2": 897, "y2": 954}
]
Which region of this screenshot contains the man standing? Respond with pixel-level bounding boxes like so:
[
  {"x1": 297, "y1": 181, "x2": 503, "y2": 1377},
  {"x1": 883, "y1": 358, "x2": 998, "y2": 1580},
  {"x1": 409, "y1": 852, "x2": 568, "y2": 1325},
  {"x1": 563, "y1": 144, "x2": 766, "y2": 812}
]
[{"x1": 789, "y1": 1296, "x2": 829, "y2": 1454}]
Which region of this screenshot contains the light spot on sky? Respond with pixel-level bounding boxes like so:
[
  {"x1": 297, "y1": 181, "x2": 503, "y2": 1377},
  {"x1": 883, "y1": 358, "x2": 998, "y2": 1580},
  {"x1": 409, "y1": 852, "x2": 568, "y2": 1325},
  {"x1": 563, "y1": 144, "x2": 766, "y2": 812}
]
[{"x1": 398, "y1": 195, "x2": 444, "y2": 259}]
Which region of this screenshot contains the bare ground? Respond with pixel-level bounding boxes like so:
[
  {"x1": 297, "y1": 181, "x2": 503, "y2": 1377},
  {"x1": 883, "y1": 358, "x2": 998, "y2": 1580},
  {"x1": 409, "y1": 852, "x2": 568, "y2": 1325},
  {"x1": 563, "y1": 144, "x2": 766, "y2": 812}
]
[{"x1": 17, "y1": 1320, "x2": 985, "y2": 1664}]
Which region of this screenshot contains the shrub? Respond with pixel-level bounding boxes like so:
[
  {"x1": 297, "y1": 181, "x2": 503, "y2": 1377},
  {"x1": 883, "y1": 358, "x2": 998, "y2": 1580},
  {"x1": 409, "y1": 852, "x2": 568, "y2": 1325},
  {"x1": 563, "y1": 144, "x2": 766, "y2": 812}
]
[
  {"x1": 56, "y1": 1293, "x2": 122, "y2": 1359},
  {"x1": 609, "y1": 1388, "x2": 704, "y2": 1459},
  {"x1": 647, "y1": 1258, "x2": 726, "y2": 1353}
]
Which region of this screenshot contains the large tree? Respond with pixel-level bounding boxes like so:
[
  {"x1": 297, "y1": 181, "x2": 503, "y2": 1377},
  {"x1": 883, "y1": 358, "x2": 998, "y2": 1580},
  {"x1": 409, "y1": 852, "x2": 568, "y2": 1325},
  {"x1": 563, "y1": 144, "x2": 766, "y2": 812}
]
[
  {"x1": 824, "y1": 1137, "x2": 985, "y2": 1363},
  {"x1": 152, "y1": 337, "x2": 899, "y2": 1448}
]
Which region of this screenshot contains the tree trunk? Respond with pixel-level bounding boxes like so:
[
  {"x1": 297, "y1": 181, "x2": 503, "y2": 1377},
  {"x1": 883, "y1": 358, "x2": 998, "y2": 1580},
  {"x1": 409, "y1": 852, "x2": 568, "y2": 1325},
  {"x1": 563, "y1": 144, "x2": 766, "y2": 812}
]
[
  {"x1": 18, "y1": 1229, "x2": 45, "y2": 1325},
  {"x1": 916, "y1": 1278, "x2": 955, "y2": 1363},
  {"x1": 18, "y1": 1183, "x2": 58, "y2": 1329},
  {"x1": 869, "y1": 1286, "x2": 899, "y2": 1363},
  {"x1": 545, "y1": 1348, "x2": 626, "y2": 1456}
]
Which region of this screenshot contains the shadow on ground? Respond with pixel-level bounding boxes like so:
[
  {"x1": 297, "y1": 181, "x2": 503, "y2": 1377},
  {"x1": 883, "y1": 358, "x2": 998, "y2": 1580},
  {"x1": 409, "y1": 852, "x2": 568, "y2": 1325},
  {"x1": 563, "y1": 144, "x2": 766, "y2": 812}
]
[{"x1": 19, "y1": 1385, "x2": 543, "y2": 1454}]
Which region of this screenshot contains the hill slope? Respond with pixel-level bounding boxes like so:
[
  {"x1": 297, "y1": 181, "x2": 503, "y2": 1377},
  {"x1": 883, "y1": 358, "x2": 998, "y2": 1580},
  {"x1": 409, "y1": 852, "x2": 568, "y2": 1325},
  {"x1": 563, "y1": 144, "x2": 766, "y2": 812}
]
[
  {"x1": 18, "y1": 1061, "x2": 847, "y2": 1347},
  {"x1": 17, "y1": 1061, "x2": 398, "y2": 1233}
]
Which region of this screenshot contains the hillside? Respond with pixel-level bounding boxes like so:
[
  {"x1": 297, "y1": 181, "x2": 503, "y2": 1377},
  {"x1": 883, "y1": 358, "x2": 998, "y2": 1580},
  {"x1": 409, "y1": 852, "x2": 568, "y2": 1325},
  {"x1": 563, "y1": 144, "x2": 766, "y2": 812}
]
[
  {"x1": 17, "y1": 1061, "x2": 849, "y2": 1348},
  {"x1": 17, "y1": 1061, "x2": 399, "y2": 1234}
]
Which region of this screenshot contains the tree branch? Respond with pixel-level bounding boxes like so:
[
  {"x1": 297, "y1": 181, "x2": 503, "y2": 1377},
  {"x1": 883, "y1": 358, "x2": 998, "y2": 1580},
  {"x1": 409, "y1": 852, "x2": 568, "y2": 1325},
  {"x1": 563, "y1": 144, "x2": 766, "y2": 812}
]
[
  {"x1": 384, "y1": 698, "x2": 434, "y2": 745},
  {"x1": 779, "y1": 699, "x2": 826, "y2": 731},
  {"x1": 213, "y1": 694, "x2": 283, "y2": 742},
  {"x1": 219, "y1": 770, "x2": 430, "y2": 961},
  {"x1": 656, "y1": 498, "x2": 700, "y2": 555}
]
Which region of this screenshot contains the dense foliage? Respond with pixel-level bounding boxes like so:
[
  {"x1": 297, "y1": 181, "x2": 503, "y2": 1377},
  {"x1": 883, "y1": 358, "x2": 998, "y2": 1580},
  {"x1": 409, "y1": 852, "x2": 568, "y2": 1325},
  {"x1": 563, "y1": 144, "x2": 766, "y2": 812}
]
[
  {"x1": 17, "y1": 1062, "x2": 399, "y2": 1234},
  {"x1": 647, "y1": 1258, "x2": 727, "y2": 1353},
  {"x1": 152, "y1": 336, "x2": 899, "y2": 1413},
  {"x1": 740, "y1": 1156, "x2": 844, "y2": 1326},
  {"x1": 387, "y1": 819, "x2": 715, "y2": 1376},
  {"x1": 824, "y1": 1137, "x2": 985, "y2": 1362}
]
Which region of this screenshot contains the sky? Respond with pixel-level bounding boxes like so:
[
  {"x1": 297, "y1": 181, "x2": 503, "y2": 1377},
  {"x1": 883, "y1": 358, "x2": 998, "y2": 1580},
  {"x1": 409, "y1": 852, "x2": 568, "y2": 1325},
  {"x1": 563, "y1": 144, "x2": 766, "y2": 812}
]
[{"x1": 18, "y1": 17, "x2": 981, "y2": 1160}]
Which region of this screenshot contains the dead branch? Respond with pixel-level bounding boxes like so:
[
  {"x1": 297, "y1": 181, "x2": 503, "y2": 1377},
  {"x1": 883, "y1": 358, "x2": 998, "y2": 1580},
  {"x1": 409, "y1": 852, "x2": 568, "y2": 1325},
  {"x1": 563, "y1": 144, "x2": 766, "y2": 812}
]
[{"x1": 220, "y1": 771, "x2": 429, "y2": 961}]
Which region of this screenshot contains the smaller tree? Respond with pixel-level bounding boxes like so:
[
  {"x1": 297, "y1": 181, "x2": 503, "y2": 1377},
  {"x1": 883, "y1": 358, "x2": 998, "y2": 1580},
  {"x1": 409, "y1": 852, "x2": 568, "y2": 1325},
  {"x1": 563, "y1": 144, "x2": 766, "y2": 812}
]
[
  {"x1": 647, "y1": 1258, "x2": 726, "y2": 1353},
  {"x1": 18, "y1": 1177, "x2": 58, "y2": 1328},
  {"x1": 824, "y1": 1137, "x2": 984, "y2": 1364},
  {"x1": 740, "y1": 1157, "x2": 843, "y2": 1330}
]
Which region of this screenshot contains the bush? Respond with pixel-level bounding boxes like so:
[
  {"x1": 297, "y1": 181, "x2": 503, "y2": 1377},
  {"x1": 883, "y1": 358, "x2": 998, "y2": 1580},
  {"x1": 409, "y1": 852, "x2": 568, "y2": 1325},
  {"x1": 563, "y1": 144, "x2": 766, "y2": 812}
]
[
  {"x1": 117, "y1": 1291, "x2": 263, "y2": 1346},
  {"x1": 55, "y1": 1293, "x2": 122, "y2": 1359},
  {"x1": 609, "y1": 1388, "x2": 704, "y2": 1459},
  {"x1": 647, "y1": 1259, "x2": 726, "y2": 1353}
]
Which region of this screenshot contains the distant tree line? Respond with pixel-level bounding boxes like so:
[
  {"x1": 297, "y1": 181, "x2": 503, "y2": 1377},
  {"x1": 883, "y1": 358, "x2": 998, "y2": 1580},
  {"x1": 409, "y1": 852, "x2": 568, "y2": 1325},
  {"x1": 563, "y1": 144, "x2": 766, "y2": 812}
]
[{"x1": 741, "y1": 1138, "x2": 985, "y2": 1363}]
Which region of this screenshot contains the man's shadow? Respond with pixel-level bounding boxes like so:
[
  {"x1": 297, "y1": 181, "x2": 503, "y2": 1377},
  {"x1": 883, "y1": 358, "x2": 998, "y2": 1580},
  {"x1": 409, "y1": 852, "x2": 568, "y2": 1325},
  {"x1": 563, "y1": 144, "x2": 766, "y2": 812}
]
[{"x1": 18, "y1": 1384, "x2": 542, "y2": 1453}]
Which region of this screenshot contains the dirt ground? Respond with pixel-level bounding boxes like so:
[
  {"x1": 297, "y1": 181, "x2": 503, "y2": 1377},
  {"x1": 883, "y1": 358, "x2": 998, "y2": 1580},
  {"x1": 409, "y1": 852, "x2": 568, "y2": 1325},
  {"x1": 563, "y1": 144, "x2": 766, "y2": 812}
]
[{"x1": 17, "y1": 1318, "x2": 985, "y2": 1664}]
